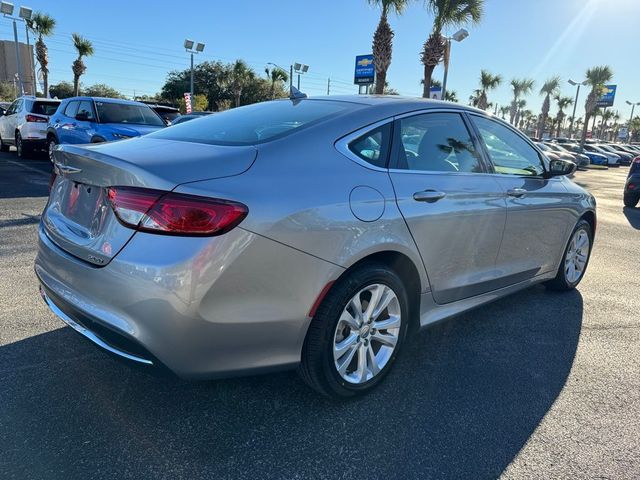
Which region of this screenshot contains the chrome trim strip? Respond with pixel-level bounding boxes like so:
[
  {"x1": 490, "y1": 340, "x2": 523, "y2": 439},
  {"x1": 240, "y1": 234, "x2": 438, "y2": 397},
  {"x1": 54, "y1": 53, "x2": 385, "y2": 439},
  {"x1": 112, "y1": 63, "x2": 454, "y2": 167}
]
[{"x1": 40, "y1": 288, "x2": 153, "y2": 365}]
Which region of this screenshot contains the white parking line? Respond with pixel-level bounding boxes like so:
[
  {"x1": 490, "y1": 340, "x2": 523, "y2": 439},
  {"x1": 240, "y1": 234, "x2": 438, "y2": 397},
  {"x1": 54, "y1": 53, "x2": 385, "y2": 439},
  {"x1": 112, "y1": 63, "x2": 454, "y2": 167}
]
[{"x1": 6, "y1": 159, "x2": 50, "y2": 178}]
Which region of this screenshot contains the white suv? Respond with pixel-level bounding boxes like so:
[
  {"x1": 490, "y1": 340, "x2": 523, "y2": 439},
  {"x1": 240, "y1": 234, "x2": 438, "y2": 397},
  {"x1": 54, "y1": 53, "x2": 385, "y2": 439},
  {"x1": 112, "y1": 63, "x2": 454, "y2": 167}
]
[{"x1": 0, "y1": 96, "x2": 60, "y2": 158}]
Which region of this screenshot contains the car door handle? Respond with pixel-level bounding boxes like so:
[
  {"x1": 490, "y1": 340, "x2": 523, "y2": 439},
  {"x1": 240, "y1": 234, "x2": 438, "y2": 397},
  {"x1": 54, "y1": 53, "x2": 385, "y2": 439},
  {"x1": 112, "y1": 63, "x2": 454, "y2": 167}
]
[
  {"x1": 507, "y1": 188, "x2": 527, "y2": 198},
  {"x1": 413, "y1": 190, "x2": 446, "y2": 203}
]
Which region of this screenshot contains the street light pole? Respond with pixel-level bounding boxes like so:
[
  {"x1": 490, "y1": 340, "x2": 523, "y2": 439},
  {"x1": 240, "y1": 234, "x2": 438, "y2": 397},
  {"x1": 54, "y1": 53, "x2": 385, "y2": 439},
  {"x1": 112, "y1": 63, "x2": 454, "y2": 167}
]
[
  {"x1": 11, "y1": 19, "x2": 23, "y2": 95},
  {"x1": 1, "y1": 3, "x2": 33, "y2": 96},
  {"x1": 190, "y1": 52, "x2": 194, "y2": 97},
  {"x1": 568, "y1": 79, "x2": 586, "y2": 139},
  {"x1": 183, "y1": 39, "x2": 204, "y2": 103},
  {"x1": 441, "y1": 28, "x2": 468, "y2": 101}
]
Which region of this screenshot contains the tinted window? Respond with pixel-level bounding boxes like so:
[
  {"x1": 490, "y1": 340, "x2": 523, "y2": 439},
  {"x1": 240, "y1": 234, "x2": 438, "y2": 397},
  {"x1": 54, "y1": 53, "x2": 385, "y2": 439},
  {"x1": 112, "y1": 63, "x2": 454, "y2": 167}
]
[
  {"x1": 77, "y1": 101, "x2": 95, "y2": 121},
  {"x1": 95, "y1": 101, "x2": 164, "y2": 126},
  {"x1": 64, "y1": 101, "x2": 79, "y2": 118},
  {"x1": 394, "y1": 113, "x2": 483, "y2": 173},
  {"x1": 472, "y1": 115, "x2": 545, "y2": 176},
  {"x1": 348, "y1": 124, "x2": 391, "y2": 168},
  {"x1": 31, "y1": 101, "x2": 59, "y2": 116},
  {"x1": 5, "y1": 100, "x2": 17, "y2": 115},
  {"x1": 148, "y1": 100, "x2": 351, "y2": 146}
]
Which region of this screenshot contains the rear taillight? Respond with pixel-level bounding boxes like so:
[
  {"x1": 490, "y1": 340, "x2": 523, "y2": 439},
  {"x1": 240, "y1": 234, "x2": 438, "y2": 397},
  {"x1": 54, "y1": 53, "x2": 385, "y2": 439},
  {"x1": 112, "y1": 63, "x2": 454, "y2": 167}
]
[
  {"x1": 26, "y1": 114, "x2": 47, "y2": 123},
  {"x1": 106, "y1": 187, "x2": 248, "y2": 236},
  {"x1": 634, "y1": 157, "x2": 640, "y2": 164}
]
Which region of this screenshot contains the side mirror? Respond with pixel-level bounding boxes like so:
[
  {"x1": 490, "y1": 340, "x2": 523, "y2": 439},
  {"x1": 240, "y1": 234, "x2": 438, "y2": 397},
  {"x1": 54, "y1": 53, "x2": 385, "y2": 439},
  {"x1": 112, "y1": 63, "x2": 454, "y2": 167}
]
[
  {"x1": 75, "y1": 112, "x2": 90, "y2": 122},
  {"x1": 548, "y1": 158, "x2": 576, "y2": 177}
]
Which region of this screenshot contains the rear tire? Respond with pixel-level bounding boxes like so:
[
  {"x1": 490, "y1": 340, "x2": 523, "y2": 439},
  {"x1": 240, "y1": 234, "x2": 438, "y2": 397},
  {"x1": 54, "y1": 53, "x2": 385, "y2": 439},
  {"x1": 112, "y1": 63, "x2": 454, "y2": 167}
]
[
  {"x1": 545, "y1": 219, "x2": 593, "y2": 291},
  {"x1": 47, "y1": 136, "x2": 57, "y2": 163},
  {"x1": 15, "y1": 133, "x2": 30, "y2": 159},
  {"x1": 299, "y1": 262, "x2": 409, "y2": 398},
  {"x1": 624, "y1": 193, "x2": 639, "y2": 208},
  {"x1": 0, "y1": 134, "x2": 9, "y2": 152}
]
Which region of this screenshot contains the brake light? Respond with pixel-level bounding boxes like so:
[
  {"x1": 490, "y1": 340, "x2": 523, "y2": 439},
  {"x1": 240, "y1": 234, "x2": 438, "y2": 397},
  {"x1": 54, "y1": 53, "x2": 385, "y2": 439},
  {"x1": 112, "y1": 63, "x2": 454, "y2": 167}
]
[
  {"x1": 26, "y1": 114, "x2": 47, "y2": 123},
  {"x1": 106, "y1": 187, "x2": 248, "y2": 236},
  {"x1": 634, "y1": 157, "x2": 640, "y2": 164}
]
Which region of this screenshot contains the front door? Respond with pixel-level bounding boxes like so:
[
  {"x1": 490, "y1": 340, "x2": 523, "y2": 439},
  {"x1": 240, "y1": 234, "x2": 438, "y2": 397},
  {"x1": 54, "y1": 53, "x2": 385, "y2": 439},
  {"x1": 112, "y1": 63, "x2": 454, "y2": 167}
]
[
  {"x1": 470, "y1": 114, "x2": 573, "y2": 279},
  {"x1": 389, "y1": 111, "x2": 507, "y2": 304}
]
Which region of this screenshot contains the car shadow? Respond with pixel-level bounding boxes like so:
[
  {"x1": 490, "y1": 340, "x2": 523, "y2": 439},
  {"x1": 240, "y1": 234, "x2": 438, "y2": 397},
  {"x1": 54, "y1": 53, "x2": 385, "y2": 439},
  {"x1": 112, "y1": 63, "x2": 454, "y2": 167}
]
[
  {"x1": 623, "y1": 207, "x2": 640, "y2": 229},
  {"x1": 1, "y1": 285, "x2": 583, "y2": 479}
]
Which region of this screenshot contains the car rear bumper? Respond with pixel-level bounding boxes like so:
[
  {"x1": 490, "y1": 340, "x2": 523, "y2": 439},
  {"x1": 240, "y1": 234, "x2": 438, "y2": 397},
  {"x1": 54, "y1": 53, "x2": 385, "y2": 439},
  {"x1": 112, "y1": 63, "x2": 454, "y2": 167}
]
[
  {"x1": 35, "y1": 223, "x2": 341, "y2": 379},
  {"x1": 20, "y1": 123, "x2": 48, "y2": 142}
]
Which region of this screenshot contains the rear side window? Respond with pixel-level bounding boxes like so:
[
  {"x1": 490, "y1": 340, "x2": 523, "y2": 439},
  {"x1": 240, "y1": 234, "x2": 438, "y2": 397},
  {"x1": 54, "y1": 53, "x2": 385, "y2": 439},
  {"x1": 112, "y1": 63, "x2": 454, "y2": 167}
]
[
  {"x1": 77, "y1": 101, "x2": 95, "y2": 121},
  {"x1": 31, "y1": 101, "x2": 59, "y2": 115},
  {"x1": 64, "y1": 101, "x2": 79, "y2": 117},
  {"x1": 148, "y1": 99, "x2": 352, "y2": 146},
  {"x1": 348, "y1": 124, "x2": 392, "y2": 168}
]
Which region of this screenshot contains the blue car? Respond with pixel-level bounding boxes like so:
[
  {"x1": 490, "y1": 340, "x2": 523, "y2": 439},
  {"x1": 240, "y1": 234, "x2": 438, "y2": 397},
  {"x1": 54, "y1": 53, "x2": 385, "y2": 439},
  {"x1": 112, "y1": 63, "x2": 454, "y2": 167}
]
[
  {"x1": 564, "y1": 143, "x2": 608, "y2": 166},
  {"x1": 46, "y1": 97, "x2": 165, "y2": 161}
]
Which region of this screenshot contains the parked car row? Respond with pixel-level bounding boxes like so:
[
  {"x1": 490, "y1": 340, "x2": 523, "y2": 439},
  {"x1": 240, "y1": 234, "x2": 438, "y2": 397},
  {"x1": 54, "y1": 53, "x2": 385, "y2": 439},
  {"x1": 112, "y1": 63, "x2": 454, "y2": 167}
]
[
  {"x1": 533, "y1": 136, "x2": 640, "y2": 168},
  {"x1": 0, "y1": 95, "x2": 213, "y2": 160}
]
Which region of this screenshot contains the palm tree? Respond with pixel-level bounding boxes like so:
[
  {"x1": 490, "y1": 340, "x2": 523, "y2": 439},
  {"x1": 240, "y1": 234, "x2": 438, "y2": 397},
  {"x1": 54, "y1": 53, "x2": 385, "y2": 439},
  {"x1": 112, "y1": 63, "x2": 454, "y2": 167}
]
[
  {"x1": 420, "y1": 0, "x2": 483, "y2": 98},
  {"x1": 509, "y1": 78, "x2": 534, "y2": 124},
  {"x1": 514, "y1": 99, "x2": 527, "y2": 128},
  {"x1": 232, "y1": 59, "x2": 252, "y2": 107},
  {"x1": 580, "y1": 65, "x2": 613, "y2": 147},
  {"x1": 630, "y1": 116, "x2": 640, "y2": 142},
  {"x1": 26, "y1": 12, "x2": 55, "y2": 97},
  {"x1": 574, "y1": 117, "x2": 583, "y2": 139},
  {"x1": 499, "y1": 105, "x2": 510, "y2": 120},
  {"x1": 264, "y1": 66, "x2": 289, "y2": 99},
  {"x1": 599, "y1": 109, "x2": 614, "y2": 139},
  {"x1": 554, "y1": 95, "x2": 573, "y2": 137},
  {"x1": 369, "y1": 0, "x2": 409, "y2": 95},
  {"x1": 537, "y1": 76, "x2": 560, "y2": 138},
  {"x1": 468, "y1": 88, "x2": 482, "y2": 107},
  {"x1": 444, "y1": 90, "x2": 458, "y2": 102},
  {"x1": 71, "y1": 33, "x2": 94, "y2": 96},
  {"x1": 476, "y1": 69, "x2": 501, "y2": 110}
]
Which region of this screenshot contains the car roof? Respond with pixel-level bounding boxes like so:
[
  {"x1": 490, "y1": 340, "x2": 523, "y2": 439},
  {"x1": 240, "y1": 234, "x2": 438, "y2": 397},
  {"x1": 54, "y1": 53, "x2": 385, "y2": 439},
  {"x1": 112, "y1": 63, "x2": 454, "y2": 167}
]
[{"x1": 63, "y1": 96, "x2": 147, "y2": 106}]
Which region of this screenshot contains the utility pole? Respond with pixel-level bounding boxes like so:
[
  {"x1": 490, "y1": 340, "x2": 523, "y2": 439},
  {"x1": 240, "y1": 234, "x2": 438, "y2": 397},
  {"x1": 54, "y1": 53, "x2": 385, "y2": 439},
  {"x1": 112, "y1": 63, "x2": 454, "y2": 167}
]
[
  {"x1": 24, "y1": 23, "x2": 35, "y2": 95},
  {"x1": 12, "y1": 20, "x2": 24, "y2": 95},
  {"x1": 327, "y1": 78, "x2": 330, "y2": 96},
  {"x1": 190, "y1": 52, "x2": 194, "y2": 97},
  {"x1": 289, "y1": 64, "x2": 293, "y2": 92},
  {"x1": 568, "y1": 80, "x2": 586, "y2": 139}
]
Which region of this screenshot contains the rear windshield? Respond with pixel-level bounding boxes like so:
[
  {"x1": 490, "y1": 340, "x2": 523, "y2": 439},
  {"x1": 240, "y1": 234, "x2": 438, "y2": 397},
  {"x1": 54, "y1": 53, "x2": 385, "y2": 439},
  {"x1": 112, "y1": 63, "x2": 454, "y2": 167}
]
[
  {"x1": 95, "y1": 101, "x2": 165, "y2": 126},
  {"x1": 148, "y1": 99, "x2": 352, "y2": 146},
  {"x1": 31, "y1": 101, "x2": 59, "y2": 116}
]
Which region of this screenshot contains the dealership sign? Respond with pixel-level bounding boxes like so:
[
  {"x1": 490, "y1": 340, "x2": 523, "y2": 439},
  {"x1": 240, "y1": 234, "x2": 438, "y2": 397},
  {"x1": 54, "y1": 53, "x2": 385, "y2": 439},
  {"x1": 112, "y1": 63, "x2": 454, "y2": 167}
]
[
  {"x1": 354, "y1": 54, "x2": 375, "y2": 85},
  {"x1": 596, "y1": 85, "x2": 617, "y2": 107}
]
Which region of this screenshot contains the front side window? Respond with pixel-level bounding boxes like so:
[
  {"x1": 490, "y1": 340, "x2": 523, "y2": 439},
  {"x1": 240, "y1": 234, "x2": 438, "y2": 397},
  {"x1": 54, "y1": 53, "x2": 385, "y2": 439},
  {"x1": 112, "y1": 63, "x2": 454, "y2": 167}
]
[
  {"x1": 95, "y1": 102, "x2": 164, "y2": 126},
  {"x1": 77, "y1": 101, "x2": 95, "y2": 121},
  {"x1": 5, "y1": 100, "x2": 17, "y2": 115},
  {"x1": 472, "y1": 115, "x2": 545, "y2": 176},
  {"x1": 394, "y1": 112, "x2": 483, "y2": 173},
  {"x1": 348, "y1": 124, "x2": 391, "y2": 168}
]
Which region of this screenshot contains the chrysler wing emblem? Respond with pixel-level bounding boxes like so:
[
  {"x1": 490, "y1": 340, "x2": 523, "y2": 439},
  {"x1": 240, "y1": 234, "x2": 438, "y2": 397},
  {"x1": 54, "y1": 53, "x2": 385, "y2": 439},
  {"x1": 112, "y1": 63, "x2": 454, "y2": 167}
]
[{"x1": 54, "y1": 163, "x2": 82, "y2": 175}]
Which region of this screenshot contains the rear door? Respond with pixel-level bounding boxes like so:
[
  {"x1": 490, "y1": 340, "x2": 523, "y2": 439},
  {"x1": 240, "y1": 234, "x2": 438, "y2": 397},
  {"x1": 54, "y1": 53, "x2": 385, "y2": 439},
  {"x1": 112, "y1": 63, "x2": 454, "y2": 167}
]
[
  {"x1": 388, "y1": 111, "x2": 507, "y2": 304},
  {"x1": 469, "y1": 114, "x2": 573, "y2": 279}
]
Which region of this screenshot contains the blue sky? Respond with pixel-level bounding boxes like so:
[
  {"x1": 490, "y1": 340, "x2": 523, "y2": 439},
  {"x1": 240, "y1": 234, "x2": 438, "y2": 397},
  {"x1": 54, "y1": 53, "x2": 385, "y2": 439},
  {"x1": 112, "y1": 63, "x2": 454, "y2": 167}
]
[{"x1": 5, "y1": 0, "x2": 639, "y2": 119}]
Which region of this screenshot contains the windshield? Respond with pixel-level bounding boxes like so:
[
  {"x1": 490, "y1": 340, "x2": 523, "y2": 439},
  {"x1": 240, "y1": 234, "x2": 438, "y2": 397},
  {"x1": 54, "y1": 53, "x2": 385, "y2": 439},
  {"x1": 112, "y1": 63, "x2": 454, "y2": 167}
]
[
  {"x1": 95, "y1": 101, "x2": 165, "y2": 126},
  {"x1": 31, "y1": 101, "x2": 59, "y2": 116},
  {"x1": 148, "y1": 99, "x2": 353, "y2": 146}
]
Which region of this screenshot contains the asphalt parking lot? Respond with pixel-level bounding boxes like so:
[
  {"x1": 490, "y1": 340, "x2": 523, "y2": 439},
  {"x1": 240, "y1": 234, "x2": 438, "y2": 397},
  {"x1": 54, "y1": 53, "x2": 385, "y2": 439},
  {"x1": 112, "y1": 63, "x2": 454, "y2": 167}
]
[{"x1": 1, "y1": 151, "x2": 639, "y2": 480}]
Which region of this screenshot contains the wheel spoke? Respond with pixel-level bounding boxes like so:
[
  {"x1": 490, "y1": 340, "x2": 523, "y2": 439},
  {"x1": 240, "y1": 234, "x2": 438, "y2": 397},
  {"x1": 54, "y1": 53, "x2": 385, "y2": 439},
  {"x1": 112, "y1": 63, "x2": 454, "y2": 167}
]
[
  {"x1": 364, "y1": 285, "x2": 383, "y2": 321},
  {"x1": 334, "y1": 332, "x2": 358, "y2": 358},
  {"x1": 373, "y1": 314, "x2": 401, "y2": 331},
  {"x1": 576, "y1": 232, "x2": 588, "y2": 249},
  {"x1": 339, "y1": 310, "x2": 360, "y2": 330},
  {"x1": 366, "y1": 344, "x2": 380, "y2": 376},
  {"x1": 355, "y1": 344, "x2": 368, "y2": 382},
  {"x1": 372, "y1": 331, "x2": 397, "y2": 348},
  {"x1": 337, "y1": 343, "x2": 358, "y2": 375},
  {"x1": 349, "y1": 293, "x2": 363, "y2": 319},
  {"x1": 371, "y1": 288, "x2": 395, "y2": 321}
]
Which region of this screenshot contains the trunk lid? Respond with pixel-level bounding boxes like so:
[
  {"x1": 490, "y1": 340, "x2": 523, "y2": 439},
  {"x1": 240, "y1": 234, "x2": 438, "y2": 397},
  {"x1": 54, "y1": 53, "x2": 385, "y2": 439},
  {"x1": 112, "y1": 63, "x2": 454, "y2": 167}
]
[{"x1": 43, "y1": 138, "x2": 256, "y2": 266}]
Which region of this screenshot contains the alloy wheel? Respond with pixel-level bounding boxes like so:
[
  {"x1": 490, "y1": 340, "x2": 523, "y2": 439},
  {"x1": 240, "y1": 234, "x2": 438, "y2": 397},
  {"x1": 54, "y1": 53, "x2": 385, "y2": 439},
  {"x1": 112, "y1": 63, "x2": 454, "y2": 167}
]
[
  {"x1": 48, "y1": 139, "x2": 56, "y2": 162},
  {"x1": 565, "y1": 228, "x2": 590, "y2": 283},
  {"x1": 332, "y1": 284, "x2": 401, "y2": 384}
]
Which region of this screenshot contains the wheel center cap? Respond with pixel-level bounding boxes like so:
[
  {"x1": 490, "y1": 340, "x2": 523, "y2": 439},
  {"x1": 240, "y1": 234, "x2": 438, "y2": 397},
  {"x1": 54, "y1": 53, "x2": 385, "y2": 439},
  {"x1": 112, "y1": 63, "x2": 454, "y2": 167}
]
[{"x1": 360, "y1": 325, "x2": 370, "y2": 337}]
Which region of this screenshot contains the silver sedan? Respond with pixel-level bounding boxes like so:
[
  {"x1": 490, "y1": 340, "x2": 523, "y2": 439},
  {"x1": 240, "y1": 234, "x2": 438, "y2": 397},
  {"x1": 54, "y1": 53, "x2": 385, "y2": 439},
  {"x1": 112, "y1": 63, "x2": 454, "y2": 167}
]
[{"x1": 36, "y1": 96, "x2": 596, "y2": 397}]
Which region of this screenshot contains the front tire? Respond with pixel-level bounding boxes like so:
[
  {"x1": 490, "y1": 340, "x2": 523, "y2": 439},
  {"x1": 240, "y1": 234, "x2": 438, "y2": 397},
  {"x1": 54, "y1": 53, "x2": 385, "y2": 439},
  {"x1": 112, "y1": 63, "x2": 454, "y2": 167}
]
[
  {"x1": 299, "y1": 263, "x2": 409, "y2": 397},
  {"x1": 545, "y1": 219, "x2": 593, "y2": 291},
  {"x1": 624, "y1": 193, "x2": 639, "y2": 208}
]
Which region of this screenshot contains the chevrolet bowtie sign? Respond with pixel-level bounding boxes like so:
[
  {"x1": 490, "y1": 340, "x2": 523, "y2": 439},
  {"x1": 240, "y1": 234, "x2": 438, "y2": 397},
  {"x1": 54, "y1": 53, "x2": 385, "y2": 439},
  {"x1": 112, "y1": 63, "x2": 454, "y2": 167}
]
[{"x1": 354, "y1": 54, "x2": 375, "y2": 85}]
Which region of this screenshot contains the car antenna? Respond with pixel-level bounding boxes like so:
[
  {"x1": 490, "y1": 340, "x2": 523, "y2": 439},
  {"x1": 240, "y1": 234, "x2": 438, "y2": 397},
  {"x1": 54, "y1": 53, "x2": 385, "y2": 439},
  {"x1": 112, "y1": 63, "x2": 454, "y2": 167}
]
[{"x1": 289, "y1": 85, "x2": 307, "y2": 101}]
